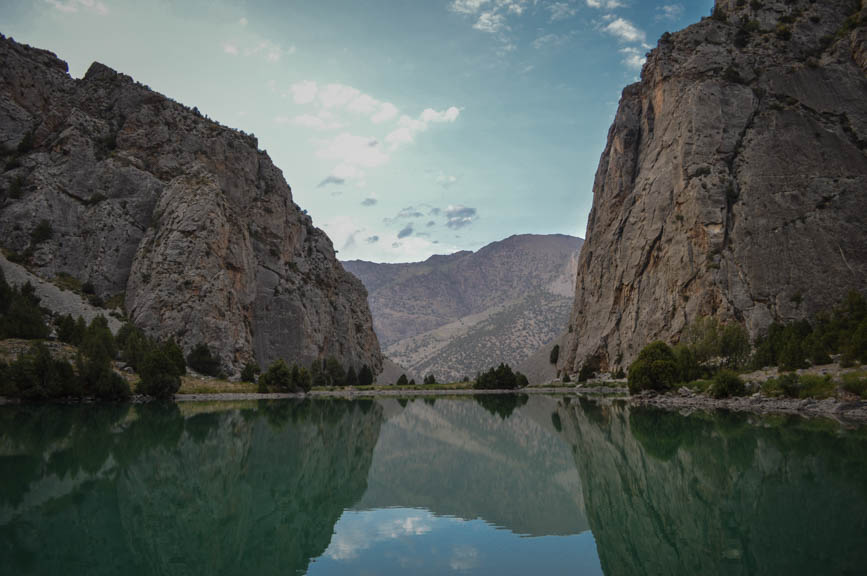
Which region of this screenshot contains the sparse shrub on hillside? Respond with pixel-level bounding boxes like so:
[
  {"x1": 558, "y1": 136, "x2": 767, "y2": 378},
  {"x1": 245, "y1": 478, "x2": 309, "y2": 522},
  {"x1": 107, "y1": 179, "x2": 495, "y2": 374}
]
[
  {"x1": 628, "y1": 341, "x2": 679, "y2": 394},
  {"x1": 30, "y1": 219, "x2": 52, "y2": 245}
]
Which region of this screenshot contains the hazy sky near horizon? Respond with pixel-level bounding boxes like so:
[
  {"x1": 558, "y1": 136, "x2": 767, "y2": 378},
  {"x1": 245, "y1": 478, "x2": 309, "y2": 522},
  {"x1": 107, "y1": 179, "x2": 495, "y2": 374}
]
[{"x1": 1, "y1": 0, "x2": 713, "y2": 263}]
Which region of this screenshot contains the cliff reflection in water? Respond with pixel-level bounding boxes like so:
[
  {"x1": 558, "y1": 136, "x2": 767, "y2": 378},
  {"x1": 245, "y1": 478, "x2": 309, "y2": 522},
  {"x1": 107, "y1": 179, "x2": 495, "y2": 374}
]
[
  {"x1": 1, "y1": 396, "x2": 866, "y2": 575},
  {"x1": 559, "y1": 398, "x2": 867, "y2": 576},
  {"x1": 0, "y1": 400, "x2": 384, "y2": 576}
]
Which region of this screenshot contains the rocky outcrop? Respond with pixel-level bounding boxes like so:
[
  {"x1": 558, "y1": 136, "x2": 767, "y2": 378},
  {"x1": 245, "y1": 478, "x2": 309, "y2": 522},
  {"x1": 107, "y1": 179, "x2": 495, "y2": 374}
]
[
  {"x1": 565, "y1": 0, "x2": 867, "y2": 374},
  {"x1": 0, "y1": 35, "x2": 381, "y2": 374},
  {"x1": 344, "y1": 234, "x2": 582, "y2": 381}
]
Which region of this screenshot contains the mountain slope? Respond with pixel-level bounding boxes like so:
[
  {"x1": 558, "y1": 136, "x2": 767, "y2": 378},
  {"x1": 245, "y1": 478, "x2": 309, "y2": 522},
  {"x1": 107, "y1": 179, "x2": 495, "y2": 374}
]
[
  {"x1": 0, "y1": 35, "x2": 381, "y2": 374},
  {"x1": 564, "y1": 0, "x2": 867, "y2": 375},
  {"x1": 344, "y1": 234, "x2": 582, "y2": 381}
]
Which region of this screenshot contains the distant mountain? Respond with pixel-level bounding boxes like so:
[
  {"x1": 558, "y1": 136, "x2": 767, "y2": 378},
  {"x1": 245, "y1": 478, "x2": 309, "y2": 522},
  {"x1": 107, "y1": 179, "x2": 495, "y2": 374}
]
[{"x1": 343, "y1": 234, "x2": 582, "y2": 382}]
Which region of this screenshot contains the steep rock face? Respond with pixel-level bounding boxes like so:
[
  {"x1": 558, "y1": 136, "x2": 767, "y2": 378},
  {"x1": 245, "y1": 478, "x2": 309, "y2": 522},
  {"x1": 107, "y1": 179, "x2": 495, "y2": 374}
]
[
  {"x1": 344, "y1": 234, "x2": 582, "y2": 381},
  {"x1": 0, "y1": 36, "x2": 381, "y2": 373},
  {"x1": 565, "y1": 0, "x2": 867, "y2": 373}
]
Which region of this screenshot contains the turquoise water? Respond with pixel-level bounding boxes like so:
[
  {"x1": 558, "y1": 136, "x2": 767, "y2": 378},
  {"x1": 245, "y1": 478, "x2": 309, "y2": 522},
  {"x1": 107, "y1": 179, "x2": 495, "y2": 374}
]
[{"x1": 1, "y1": 396, "x2": 865, "y2": 575}]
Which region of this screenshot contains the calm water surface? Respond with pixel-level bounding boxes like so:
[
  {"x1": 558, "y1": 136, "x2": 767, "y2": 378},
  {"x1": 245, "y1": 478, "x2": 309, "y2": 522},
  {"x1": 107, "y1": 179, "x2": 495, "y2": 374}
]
[{"x1": 1, "y1": 395, "x2": 866, "y2": 575}]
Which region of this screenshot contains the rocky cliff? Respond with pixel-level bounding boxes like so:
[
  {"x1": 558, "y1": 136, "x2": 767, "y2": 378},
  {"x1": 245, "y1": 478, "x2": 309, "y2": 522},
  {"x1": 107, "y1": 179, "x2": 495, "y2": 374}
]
[
  {"x1": 564, "y1": 0, "x2": 867, "y2": 374},
  {"x1": 0, "y1": 35, "x2": 381, "y2": 374},
  {"x1": 344, "y1": 234, "x2": 582, "y2": 381}
]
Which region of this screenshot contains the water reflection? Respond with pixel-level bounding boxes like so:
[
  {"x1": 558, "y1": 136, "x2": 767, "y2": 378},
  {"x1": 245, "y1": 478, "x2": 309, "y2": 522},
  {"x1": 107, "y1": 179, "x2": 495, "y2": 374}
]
[
  {"x1": 0, "y1": 397, "x2": 865, "y2": 575},
  {"x1": 561, "y1": 400, "x2": 867, "y2": 576}
]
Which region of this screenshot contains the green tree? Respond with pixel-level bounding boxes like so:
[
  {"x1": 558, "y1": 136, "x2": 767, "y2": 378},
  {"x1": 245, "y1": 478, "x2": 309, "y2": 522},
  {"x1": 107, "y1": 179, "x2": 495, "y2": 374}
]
[
  {"x1": 396, "y1": 374, "x2": 409, "y2": 386},
  {"x1": 345, "y1": 366, "x2": 359, "y2": 387},
  {"x1": 709, "y1": 370, "x2": 746, "y2": 398},
  {"x1": 137, "y1": 344, "x2": 183, "y2": 399},
  {"x1": 720, "y1": 323, "x2": 750, "y2": 368},
  {"x1": 325, "y1": 356, "x2": 345, "y2": 386},
  {"x1": 627, "y1": 341, "x2": 679, "y2": 394},
  {"x1": 186, "y1": 343, "x2": 221, "y2": 376},
  {"x1": 423, "y1": 374, "x2": 437, "y2": 386},
  {"x1": 80, "y1": 316, "x2": 117, "y2": 363},
  {"x1": 358, "y1": 364, "x2": 374, "y2": 387},
  {"x1": 259, "y1": 359, "x2": 295, "y2": 392},
  {"x1": 549, "y1": 344, "x2": 560, "y2": 365},
  {"x1": 241, "y1": 361, "x2": 260, "y2": 383}
]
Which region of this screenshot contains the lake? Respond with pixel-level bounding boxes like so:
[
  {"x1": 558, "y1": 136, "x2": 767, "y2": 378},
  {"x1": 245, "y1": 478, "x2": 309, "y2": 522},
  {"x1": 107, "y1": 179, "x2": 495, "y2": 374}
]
[{"x1": 1, "y1": 395, "x2": 866, "y2": 575}]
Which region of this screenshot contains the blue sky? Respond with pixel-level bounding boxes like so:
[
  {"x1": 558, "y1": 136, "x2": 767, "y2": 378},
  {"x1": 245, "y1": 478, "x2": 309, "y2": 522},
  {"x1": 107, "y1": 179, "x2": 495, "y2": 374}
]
[{"x1": 1, "y1": 0, "x2": 713, "y2": 262}]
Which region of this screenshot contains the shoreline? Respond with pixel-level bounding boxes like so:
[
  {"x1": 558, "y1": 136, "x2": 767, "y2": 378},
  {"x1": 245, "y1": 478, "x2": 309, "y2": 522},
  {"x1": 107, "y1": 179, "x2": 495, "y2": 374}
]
[{"x1": 4, "y1": 386, "x2": 867, "y2": 423}]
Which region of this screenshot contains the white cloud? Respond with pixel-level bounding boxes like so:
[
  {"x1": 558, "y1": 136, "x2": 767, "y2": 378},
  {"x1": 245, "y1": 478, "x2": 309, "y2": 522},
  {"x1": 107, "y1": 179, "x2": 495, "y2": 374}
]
[
  {"x1": 45, "y1": 0, "x2": 108, "y2": 14},
  {"x1": 372, "y1": 102, "x2": 399, "y2": 124},
  {"x1": 449, "y1": 0, "x2": 490, "y2": 14},
  {"x1": 656, "y1": 4, "x2": 683, "y2": 21},
  {"x1": 317, "y1": 133, "x2": 389, "y2": 169},
  {"x1": 620, "y1": 46, "x2": 646, "y2": 69},
  {"x1": 386, "y1": 107, "x2": 461, "y2": 149},
  {"x1": 473, "y1": 11, "x2": 507, "y2": 34},
  {"x1": 222, "y1": 43, "x2": 239, "y2": 55},
  {"x1": 239, "y1": 17, "x2": 248, "y2": 26},
  {"x1": 532, "y1": 32, "x2": 574, "y2": 50},
  {"x1": 548, "y1": 2, "x2": 577, "y2": 22},
  {"x1": 289, "y1": 80, "x2": 318, "y2": 104},
  {"x1": 436, "y1": 172, "x2": 459, "y2": 188},
  {"x1": 279, "y1": 110, "x2": 342, "y2": 131},
  {"x1": 290, "y1": 81, "x2": 400, "y2": 125},
  {"x1": 586, "y1": 0, "x2": 623, "y2": 8},
  {"x1": 603, "y1": 17, "x2": 645, "y2": 43}
]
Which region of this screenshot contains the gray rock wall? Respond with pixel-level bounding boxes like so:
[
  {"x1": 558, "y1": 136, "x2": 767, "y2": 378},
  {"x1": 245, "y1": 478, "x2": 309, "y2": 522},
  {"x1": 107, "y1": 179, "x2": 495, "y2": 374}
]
[
  {"x1": 565, "y1": 0, "x2": 867, "y2": 373},
  {"x1": 0, "y1": 35, "x2": 381, "y2": 374}
]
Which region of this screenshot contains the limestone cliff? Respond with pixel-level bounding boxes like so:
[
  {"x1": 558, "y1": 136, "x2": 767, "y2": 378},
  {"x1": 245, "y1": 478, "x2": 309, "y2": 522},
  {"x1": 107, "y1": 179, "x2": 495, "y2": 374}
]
[
  {"x1": 565, "y1": 0, "x2": 867, "y2": 374},
  {"x1": 0, "y1": 35, "x2": 381, "y2": 374}
]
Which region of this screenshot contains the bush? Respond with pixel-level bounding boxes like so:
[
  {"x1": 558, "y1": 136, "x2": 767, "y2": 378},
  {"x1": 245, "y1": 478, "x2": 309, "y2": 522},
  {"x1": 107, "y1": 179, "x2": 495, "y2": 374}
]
[
  {"x1": 673, "y1": 344, "x2": 703, "y2": 384},
  {"x1": 841, "y1": 372, "x2": 867, "y2": 398},
  {"x1": 549, "y1": 344, "x2": 560, "y2": 365},
  {"x1": 474, "y1": 363, "x2": 527, "y2": 390},
  {"x1": 186, "y1": 343, "x2": 221, "y2": 376},
  {"x1": 627, "y1": 341, "x2": 679, "y2": 394},
  {"x1": 258, "y1": 359, "x2": 293, "y2": 392},
  {"x1": 241, "y1": 362, "x2": 260, "y2": 383},
  {"x1": 0, "y1": 272, "x2": 50, "y2": 340},
  {"x1": 709, "y1": 370, "x2": 746, "y2": 398},
  {"x1": 137, "y1": 343, "x2": 183, "y2": 399},
  {"x1": 30, "y1": 219, "x2": 53, "y2": 245}
]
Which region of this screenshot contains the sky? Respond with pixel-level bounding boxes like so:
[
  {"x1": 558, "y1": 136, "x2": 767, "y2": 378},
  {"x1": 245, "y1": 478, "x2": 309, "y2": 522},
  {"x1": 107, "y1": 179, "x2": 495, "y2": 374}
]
[{"x1": 0, "y1": 0, "x2": 713, "y2": 263}]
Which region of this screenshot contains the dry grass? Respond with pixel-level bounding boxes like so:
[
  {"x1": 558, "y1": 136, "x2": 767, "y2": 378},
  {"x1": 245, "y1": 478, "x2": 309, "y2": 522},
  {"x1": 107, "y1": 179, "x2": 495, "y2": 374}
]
[{"x1": 178, "y1": 376, "x2": 257, "y2": 394}]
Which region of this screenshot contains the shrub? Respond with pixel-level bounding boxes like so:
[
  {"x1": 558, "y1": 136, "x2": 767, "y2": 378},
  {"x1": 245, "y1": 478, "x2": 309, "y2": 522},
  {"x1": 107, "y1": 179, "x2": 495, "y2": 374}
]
[
  {"x1": 241, "y1": 362, "x2": 260, "y2": 383},
  {"x1": 258, "y1": 359, "x2": 294, "y2": 392},
  {"x1": 562, "y1": 373, "x2": 571, "y2": 383},
  {"x1": 627, "y1": 341, "x2": 679, "y2": 394},
  {"x1": 186, "y1": 343, "x2": 221, "y2": 377},
  {"x1": 710, "y1": 370, "x2": 746, "y2": 398},
  {"x1": 778, "y1": 373, "x2": 801, "y2": 398},
  {"x1": 474, "y1": 363, "x2": 527, "y2": 390},
  {"x1": 797, "y1": 374, "x2": 835, "y2": 399},
  {"x1": 673, "y1": 344, "x2": 703, "y2": 383},
  {"x1": 358, "y1": 364, "x2": 374, "y2": 387},
  {"x1": 841, "y1": 372, "x2": 867, "y2": 398},
  {"x1": 0, "y1": 272, "x2": 50, "y2": 340},
  {"x1": 137, "y1": 344, "x2": 184, "y2": 399},
  {"x1": 30, "y1": 219, "x2": 53, "y2": 245},
  {"x1": 549, "y1": 344, "x2": 560, "y2": 365},
  {"x1": 720, "y1": 323, "x2": 750, "y2": 369}
]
